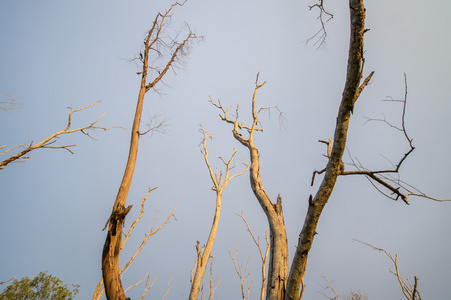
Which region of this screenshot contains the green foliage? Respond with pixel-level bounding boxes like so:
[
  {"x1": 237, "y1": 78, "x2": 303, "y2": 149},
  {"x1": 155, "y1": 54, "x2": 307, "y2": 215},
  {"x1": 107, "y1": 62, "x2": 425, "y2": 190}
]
[{"x1": 0, "y1": 271, "x2": 79, "y2": 300}]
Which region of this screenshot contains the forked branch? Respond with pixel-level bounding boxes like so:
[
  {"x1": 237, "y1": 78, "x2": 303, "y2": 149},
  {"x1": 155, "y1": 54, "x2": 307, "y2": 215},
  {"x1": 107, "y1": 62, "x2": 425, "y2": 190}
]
[
  {"x1": 341, "y1": 74, "x2": 450, "y2": 204},
  {"x1": 94, "y1": 187, "x2": 176, "y2": 300},
  {"x1": 1, "y1": 101, "x2": 116, "y2": 170},
  {"x1": 189, "y1": 126, "x2": 249, "y2": 300},
  {"x1": 311, "y1": 137, "x2": 332, "y2": 186},
  {"x1": 210, "y1": 74, "x2": 289, "y2": 299},
  {"x1": 236, "y1": 212, "x2": 270, "y2": 300},
  {"x1": 354, "y1": 239, "x2": 421, "y2": 300},
  {"x1": 305, "y1": 0, "x2": 334, "y2": 49},
  {"x1": 228, "y1": 244, "x2": 254, "y2": 300},
  {"x1": 0, "y1": 94, "x2": 21, "y2": 110}
]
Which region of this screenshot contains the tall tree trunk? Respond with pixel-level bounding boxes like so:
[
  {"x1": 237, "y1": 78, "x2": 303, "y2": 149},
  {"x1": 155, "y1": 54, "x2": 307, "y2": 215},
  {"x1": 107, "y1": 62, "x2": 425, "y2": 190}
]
[
  {"x1": 249, "y1": 146, "x2": 289, "y2": 300},
  {"x1": 101, "y1": 5, "x2": 194, "y2": 297},
  {"x1": 102, "y1": 78, "x2": 146, "y2": 300},
  {"x1": 189, "y1": 132, "x2": 249, "y2": 300},
  {"x1": 211, "y1": 77, "x2": 289, "y2": 299},
  {"x1": 188, "y1": 194, "x2": 222, "y2": 300},
  {"x1": 285, "y1": 1, "x2": 367, "y2": 299}
]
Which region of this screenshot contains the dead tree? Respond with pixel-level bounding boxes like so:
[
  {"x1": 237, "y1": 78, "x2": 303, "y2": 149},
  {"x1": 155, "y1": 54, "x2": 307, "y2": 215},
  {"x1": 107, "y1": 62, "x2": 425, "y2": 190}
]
[
  {"x1": 188, "y1": 126, "x2": 249, "y2": 300},
  {"x1": 1, "y1": 101, "x2": 114, "y2": 170},
  {"x1": 93, "y1": 188, "x2": 175, "y2": 300},
  {"x1": 210, "y1": 1, "x2": 446, "y2": 299},
  {"x1": 236, "y1": 212, "x2": 270, "y2": 300},
  {"x1": 101, "y1": 2, "x2": 197, "y2": 299},
  {"x1": 210, "y1": 74, "x2": 288, "y2": 300},
  {"x1": 228, "y1": 244, "x2": 253, "y2": 300},
  {"x1": 285, "y1": 1, "x2": 372, "y2": 298}
]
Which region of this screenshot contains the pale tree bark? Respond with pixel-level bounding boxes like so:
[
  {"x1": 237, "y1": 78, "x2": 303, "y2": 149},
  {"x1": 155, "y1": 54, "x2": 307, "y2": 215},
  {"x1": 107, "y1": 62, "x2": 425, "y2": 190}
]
[
  {"x1": 236, "y1": 212, "x2": 270, "y2": 300},
  {"x1": 102, "y1": 2, "x2": 196, "y2": 299},
  {"x1": 1, "y1": 101, "x2": 114, "y2": 170},
  {"x1": 354, "y1": 239, "x2": 421, "y2": 300},
  {"x1": 228, "y1": 244, "x2": 253, "y2": 300},
  {"x1": 210, "y1": 74, "x2": 288, "y2": 300},
  {"x1": 0, "y1": 94, "x2": 20, "y2": 111},
  {"x1": 188, "y1": 126, "x2": 249, "y2": 300},
  {"x1": 285, "y1": 1, "x2": 371, "y2": 299},
  {"x1": 355, "y1": 240, "x2": 421, "y2": 300}
]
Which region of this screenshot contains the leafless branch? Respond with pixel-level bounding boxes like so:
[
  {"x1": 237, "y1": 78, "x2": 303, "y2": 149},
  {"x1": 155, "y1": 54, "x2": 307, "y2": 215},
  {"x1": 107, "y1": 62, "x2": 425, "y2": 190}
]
[
  {"x1": 121, "y1": 187, "x2": 158, "y2": 246},
  {"x1": 209, "y1": 73, "x2": 285, "y2": 148},
  {"x1": 354, "y1": 239, "x2": 421, "y2": 300},
  {"x1": 320, "y1": 275, "x2": 369, "y2": 300},
  {"x1": 140, "y1": 274, "x2": 157, "y2": 300},
  {"x1": 124, "y1": 276, "x2": 146, "y2": 293},
  {"x1": 189, "y1": 125, "x2": 249, "y2": 300},
  {"x1": 0, "y1": 277, "x2": 16, "y2": 285},
  {"x1": 208, "y1": 256, "x2": 219, "y2": 300},
  {"x1": 228, "y1": 244, "x2": 254, "y2": 300},
  {"x1": 140, "y1": 1, "x2": 202, "y2": 93},
  {"x1": 340, "y1": 74, "x2": 450, "y2": 204},
  {"x1": 320, "y1": 275, "x2": 340, "y2": 300},
  {"x1": 311, "y1": 137, "x2": 332, "y2": 186},
  {"x1": 304, "y1": 0, "x2": 334, "y2": 49},
  {"x1": 199, "y1": 125, "x2": 250, "y2": 194},
  {"x1": 353, "y1": 71, "x2": 375, "y2": 113},
  {"x1": 120, "y1": 206, "x2": 176, "y2": 275},
  {"x1": 1, "y1": 101, "x2": 117, "y2": 170},
  {"x1": 139, "y1": 113, "x2": 169, "y2": 136},
  {"x1": 94, "y1": 187, "x2": 176, "y2": 300},
  {"x1": 162, "y1": 276, "x2": 175, "y2": 300},
  {"x1": 236, "y1": 212, "x2": 269, "y2": 300},
  {"x1": 0, "y1": 94, "x2": 21, "y2": 110}
]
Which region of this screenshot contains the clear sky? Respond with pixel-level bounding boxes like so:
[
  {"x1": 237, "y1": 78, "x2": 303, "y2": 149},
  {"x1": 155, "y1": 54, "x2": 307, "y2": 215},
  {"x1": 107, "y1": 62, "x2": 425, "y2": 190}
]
[{"x1": 1, "y1": 0, "x2": 450, "y2": 299}]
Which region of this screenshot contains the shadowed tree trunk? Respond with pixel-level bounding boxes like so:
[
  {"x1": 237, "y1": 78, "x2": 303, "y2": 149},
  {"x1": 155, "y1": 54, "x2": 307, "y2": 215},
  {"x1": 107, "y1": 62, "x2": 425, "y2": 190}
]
[{"x1": 285, "y1": 1, "x2": 370, "y2": 299}]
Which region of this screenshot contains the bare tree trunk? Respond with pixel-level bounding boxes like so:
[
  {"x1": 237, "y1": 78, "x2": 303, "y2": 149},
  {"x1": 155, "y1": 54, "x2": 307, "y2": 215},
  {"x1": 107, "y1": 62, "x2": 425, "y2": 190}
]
[
  {"x1": 102, "y1": 76, "x2": 146, "y2": 300},
  {"x1": 188, "y1": 194, "x2": 222, "y2": 300},
  {"x1": 285, "y1": 1, "x2": 368, "y2": 299},
  {"x1": 101, "y1": 3, "x2": 195, "y2": 298},
  {"x1": 189, "y1": 128, "x2": 248, "y2": 300},
  {"x1": 249, "y1": 146, "x2": 288, "y2": 300},
  {"x1": 210, "y1": 77, "x2": 289, "y2": 300}
]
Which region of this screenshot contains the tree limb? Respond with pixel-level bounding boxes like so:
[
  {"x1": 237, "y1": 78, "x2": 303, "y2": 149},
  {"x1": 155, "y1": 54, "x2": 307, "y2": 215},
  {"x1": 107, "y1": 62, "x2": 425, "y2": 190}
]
[
  {"x1": 1, "y1": 101, "x2": 116, "y2": 170},
  {"x1": 354, "y1": 239, "x2": 422, "y2": 300},
  {"x1": 341, "y1": 73, "x2": 450, "y2": 204}
]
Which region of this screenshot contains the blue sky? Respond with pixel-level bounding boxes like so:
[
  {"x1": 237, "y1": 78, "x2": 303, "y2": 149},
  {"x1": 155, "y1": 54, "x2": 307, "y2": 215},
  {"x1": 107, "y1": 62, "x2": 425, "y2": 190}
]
[{"x1": 1, "y1": 0, "x2": 451, "y2": 299}]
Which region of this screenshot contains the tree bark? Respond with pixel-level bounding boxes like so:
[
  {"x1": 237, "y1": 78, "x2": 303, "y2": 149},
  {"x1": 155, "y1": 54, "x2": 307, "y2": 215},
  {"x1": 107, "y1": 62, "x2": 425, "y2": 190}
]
[
  {"x1": 189, "y1": 132, "x2": 248, "y2": 300},
  {"x1": 101, "y1": 6, "x2": 194, "y2": 296},
  {"x1": 188, "y1": 194, "x2": 222, "y2": 300},
  {"x1": 285, "y1": 1, "x2": 367, "y2": 299},
  {"x1": 249, "y1": 146, "x2": 288, "y2": 300},
  {"x1": 222, "y1": 79, "x2": 289, "y2": 300},
  {"x1": 102, "y1": 74, "x2": 146, "y2": 300}
]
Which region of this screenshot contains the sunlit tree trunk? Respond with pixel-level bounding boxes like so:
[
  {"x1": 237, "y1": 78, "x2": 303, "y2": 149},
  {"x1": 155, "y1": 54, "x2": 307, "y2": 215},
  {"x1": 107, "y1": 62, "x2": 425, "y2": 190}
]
[
  {"x1": 101, "y1": 3, "x2": 195, "y2": 298},
  {"x1": 189, "y1": 128, "x2": 249, "y2": 300},
  {"x1": 102, "y1": 64, "x2": 147, "y2": 300},
  {"x1": 210, "y1": 77, "x2": 289, "y2": 300}
]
